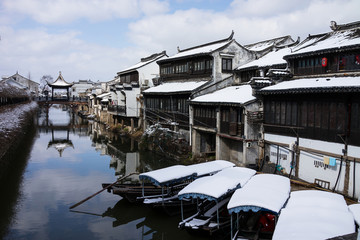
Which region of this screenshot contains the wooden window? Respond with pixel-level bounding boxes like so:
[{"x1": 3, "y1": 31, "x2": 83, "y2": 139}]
[
  {"x1": 308, "y1": 102, "x2": 314, "y2": 127},
  {"x1": 300, "y1": 102, "x2": 307, "y2": 127},
  {"x1": 314, "y1": 102, "x2": 321, "y2": 128},
  {"x1": 205, "y1": 60, "x2": 213, "y2": 69},
  {"x1": 222, "y1": 58, "x2": 232, "y2": 72}
]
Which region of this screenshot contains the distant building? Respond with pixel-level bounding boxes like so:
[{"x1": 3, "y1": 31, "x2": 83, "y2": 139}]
[
  {"x1": 71, "y1": 79, "x2": 96, "y2": 98},
  {"x1": 1, "y1": 72, "x2": 39, "y2": 97},
  {"x1": 106, "y1": 51, "x2": 168, "y2": 129}
]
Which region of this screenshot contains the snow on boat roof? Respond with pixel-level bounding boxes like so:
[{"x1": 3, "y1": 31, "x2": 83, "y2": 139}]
[
  {"x1": 178, "y1": 167, "x2": 256, "y2": 201},
  {"x1": 143, "y1": 81, "x2": 207, "y2": 94},
  {"x1": 272, "y1": 190, "x2": 356, "y2": 240},
  {"x1": 185, "y1": 160, "x2": 235, "y2": 177},
  {"x1": 139, "y1": 160, "x2": 234, "y2": 186},
  {"x1": 139, "y1": 165, "x2": 195, "y2": 186},
  {"x1": 190, "y1": 85, "x2": 255, "y2": 105},
  {"x1": 259, "y1": 76, "x2": 360, "y2": 94},
  {"x1": 349, "y1": 204, "x2": 360, "y2": 226},
  {"x1": 227, "y1": 174, "x2": 290, "y2": 214},
  {"x1": 236, "y1": 48, "x2": 290, "y2": 70}
]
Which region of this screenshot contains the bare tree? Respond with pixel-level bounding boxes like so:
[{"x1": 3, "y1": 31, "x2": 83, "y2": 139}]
[{"x1": 40, "y1": 75, "x2": 53, "y2": 94}]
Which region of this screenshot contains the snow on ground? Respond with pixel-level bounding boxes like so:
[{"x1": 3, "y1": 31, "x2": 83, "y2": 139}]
[{"x1": 0, "y1": 102, "x2": 38, "y2": 157}]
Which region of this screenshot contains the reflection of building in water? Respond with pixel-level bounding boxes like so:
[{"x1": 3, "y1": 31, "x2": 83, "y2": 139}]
[
  {"x1": 37, "y1": 104, "x2": 90, "y2": 136},
  {"x1": 108, "y1": 143, "x2": 140, "y2": 182},
  {"x1": 36, "y1": 104, "x2": 90, "y2": 157},
  {"x1": 47, "y1": 128, "x2": 74, "y2": 157},
  {"x1": 88, "y1": 120, "x2": 141, "y2": 182}
]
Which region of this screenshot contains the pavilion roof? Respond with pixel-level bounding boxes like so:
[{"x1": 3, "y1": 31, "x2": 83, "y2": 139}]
[{"x1": 48, "y1": 72, "x2": 73, "y2": 87}]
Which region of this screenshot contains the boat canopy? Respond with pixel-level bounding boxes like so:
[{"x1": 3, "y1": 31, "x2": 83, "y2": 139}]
[
  {"x1": 178, "y1": 167, "x2": 256, "y2": 201},
  {"x1": 185, "y1": 160, "x2": 235, "y2": 177},
  {"x1": 139, "y1": 160, "x2": 234, "y2": 187},
  {"x1": 349, "y1": 204, "x2": 360, "y2": 226},
  {"x1": 272, "y1": 190, "x2": 356, "y2": 240},
  {"x1": 227, "y1": 174, "x2": 290, "y2": 214}
]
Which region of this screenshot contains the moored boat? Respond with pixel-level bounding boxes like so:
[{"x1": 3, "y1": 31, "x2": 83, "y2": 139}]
[
  {"x1": 140, "y1": 160, "x2": 236, "y2": 215},
  {"x1": 227, "y1": 174, "x2": 291, "y2": 239},
  {"x1": 177, "y1": 167, "x2": 256, "y2": 237},
  {"x1": 272, "y1": 190, "x2": 356, "y2": 240},
  {"x1": 103, "y1": 160, "x2": 235, "y2": 204}
]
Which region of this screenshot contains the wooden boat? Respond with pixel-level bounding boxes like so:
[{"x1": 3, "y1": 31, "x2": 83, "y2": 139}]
[
  {"x1": 177, "y1": 167, "x2": 256, "y2": 237},
  {"x1": 103, "y1": 160, "x2": 235, "y2": 204},
  {"x1": 272, "y1": 190, "x2": 356, "y2": 240},
  {"x1": 227, "y1": 174, "x2": 290, "y2": 239},
  {"x1": 140, "y1": 160, "x2": 235, "y2": 215}
]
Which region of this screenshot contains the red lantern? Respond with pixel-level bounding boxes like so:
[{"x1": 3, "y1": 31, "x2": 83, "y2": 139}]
[{"x1": 322, "y1": 57, "x2": 328, "y2": 67}]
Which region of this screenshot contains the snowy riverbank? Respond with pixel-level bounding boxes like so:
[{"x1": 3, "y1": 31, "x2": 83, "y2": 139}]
[{"x1": 0, "y1": 101, "x2": 38, "y2": 160}]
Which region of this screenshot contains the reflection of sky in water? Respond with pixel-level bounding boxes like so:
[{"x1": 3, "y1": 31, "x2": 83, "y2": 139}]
[{"x1": 5, "y1": 107, "x2": 199, "y2": 240}]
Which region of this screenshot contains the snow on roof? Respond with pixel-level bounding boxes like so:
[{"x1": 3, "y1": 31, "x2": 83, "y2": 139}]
[
  {"x1": 244, "y1": 36, "x2": 293, "y2": 52},
  {"x1": 48, "y1": 72, "x2": 73, "y2": 87},
  {"x1": 290, "y1": 34, "x2": 327, "y2": 53},
  {"x1": 139, "y1": 160, "x2": 234, "y2": 187},
  {"x1": 272, "y1": 190, "x2": 355, "y2": 240},
  {"x1": 191, "y1": 85, "x2": 255, "y2": 105},
  {"x1": 178, "y1": 167, "x2": 256, "y2": 201},
  {"x1": 118, "y1": 52, "x2": 166, "y2": 74},
  {"x1": 143, "y1": 81, "x2": 207, "y2": 94},
  {"x1": 227, "y1": 174, "x2": 290, "y2": 214},
  {"x1": 236, "y1": 48, "x2": 291, "y2": 70},
  {"x1": 286, "y1": 29, "x2": 360, "y2": 57},
  {"x1": 166, "y1": 40, "x2": 232, "y2": 60},
  {"x1": 259, "y1": 76, "x2": 360, "y2": 93},
  {"x1": 2, "y1": 78, "x2": 27, "y2": 90},
  {"x1": 349, "y1": 204, "x2": 360, "y2": 226},
  {"x1": 96, "y1": 92, "x2": 111, "y2": 98}
]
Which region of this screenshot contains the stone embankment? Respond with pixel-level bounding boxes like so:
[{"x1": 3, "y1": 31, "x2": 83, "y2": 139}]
[{"x1": 0, "y1": 101, "x2": 38, "y2": 176}]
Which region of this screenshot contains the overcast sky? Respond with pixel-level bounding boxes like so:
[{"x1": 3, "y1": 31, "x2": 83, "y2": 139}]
[{"x1": 0, "y1": 0, "x2": 359, "y2": 83}]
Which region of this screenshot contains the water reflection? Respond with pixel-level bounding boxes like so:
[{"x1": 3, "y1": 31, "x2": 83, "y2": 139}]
[{"x1": 3, "y1": 104, "x2": 204, "y2": 240}]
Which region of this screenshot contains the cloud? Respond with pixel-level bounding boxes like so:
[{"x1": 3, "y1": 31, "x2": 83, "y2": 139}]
[
  {"x1": 1, "y1": 0, "x2": 169, "y2": 24},
  {"x1": 128, "y1": 0, "x2": 360, "y2": 54},
  {"x1": 1, "y1": 0, "x2": 359, "y2": 83},
  {"x1": 0, "y1": 25, "x2": 143, "y2": 82}
]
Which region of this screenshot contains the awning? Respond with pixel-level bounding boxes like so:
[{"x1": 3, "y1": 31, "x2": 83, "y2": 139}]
[
  {"x1": 227, "y1": 174, "x2": 290, "y2": 214},
  {"x1": 178, "y1": 167, "x2": 256, "y2": 201}
]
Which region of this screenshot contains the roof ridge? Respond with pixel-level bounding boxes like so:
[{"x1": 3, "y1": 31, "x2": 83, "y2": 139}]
[
  {"x1": 245, "y1": 35, "x2": 292, "y2": 48},
  {"x1": 177, "y1": 31, "x2": 234, "y2": 53},
  {"x1": 141, "y1": 50, "x2": 167, "y2": 62}
]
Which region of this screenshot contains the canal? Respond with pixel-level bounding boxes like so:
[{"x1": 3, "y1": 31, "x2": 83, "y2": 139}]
[{"x1": 1, "y1": 105, "x2": 206, "y2": 240}]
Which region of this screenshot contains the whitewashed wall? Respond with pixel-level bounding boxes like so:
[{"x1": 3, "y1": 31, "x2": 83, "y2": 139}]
[{"x1": 265, "y1": 133, "x2": 360, "y2": 199}]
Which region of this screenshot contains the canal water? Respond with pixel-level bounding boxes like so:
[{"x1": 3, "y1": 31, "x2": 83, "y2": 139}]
[{"x1": 1, "y1": 105, "x2": 206, "y2": 240}]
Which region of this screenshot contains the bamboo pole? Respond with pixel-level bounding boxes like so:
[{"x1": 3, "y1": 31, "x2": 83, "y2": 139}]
[{"x1": 69, "y1": 172, "x2": 138, "y2": 209}]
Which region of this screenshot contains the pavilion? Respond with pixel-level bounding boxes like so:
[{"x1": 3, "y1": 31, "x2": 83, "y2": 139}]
[{"x1": 47, "y1": 72, "x2": 73, "y2": 100}]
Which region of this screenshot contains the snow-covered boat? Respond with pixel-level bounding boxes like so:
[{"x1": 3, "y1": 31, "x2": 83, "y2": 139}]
[
  {"x1": 177, "y1": 167, "x2": 256, "y2": 237},
  {"x1": 272, "y1": 190, "x2": 356, "y2": 240},
  {"x1": 103, "y1": 160, "x2": 235, "y2": 205},
  {"x1": 140, "y1": 160, "x2": 236, "y2": 215},
  {"x1": 227, "y1": 174, "x2": 290, "y2": 239}
]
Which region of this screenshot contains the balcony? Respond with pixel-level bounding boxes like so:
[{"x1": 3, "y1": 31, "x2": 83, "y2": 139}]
[{"x1": 108, "y1": 105, "x2": 126, "y2": 115}]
